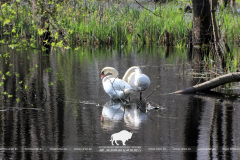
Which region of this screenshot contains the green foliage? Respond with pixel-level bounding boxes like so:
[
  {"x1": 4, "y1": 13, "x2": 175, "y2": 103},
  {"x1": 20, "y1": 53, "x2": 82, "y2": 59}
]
[
  {"x1": 0, "y1": 1, "x2": 238, "y2": 48},
  {"x1": 0, "y1": 0, "x2": 190, "y2": 49},
  {"x1": 217, "y1": 8, "x2": 240, "y2": 42}
]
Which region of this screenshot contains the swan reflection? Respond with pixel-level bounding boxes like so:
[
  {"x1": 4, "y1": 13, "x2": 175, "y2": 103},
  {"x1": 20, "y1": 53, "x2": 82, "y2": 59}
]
[{"x1": 101, "y1": 99, "x2": 149, "y2": 131}]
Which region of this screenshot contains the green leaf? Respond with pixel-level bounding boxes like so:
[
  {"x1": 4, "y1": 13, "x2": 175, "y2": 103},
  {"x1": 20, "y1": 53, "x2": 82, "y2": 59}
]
[
  {"x1": 6, "y1": 71, "x2": 11, "y2": 76},
  {"x1": 45, "y1": 68, "x2": 52, "y2": 72},
  {"x1": 3, "y1": 19, "x2": 11, "y2": 26},
  {"x1": 16, "y1": 98, "x2": 20, "y2": 103}
]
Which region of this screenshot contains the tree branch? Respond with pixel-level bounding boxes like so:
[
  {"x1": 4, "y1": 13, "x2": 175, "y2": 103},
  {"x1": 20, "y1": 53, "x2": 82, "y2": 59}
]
[
  {"x1": 173, "y1": 72, "x2": 240, "y2": 94},
  {"x1": 134, "y1": 0, "x2": 161, "y2": 18}
]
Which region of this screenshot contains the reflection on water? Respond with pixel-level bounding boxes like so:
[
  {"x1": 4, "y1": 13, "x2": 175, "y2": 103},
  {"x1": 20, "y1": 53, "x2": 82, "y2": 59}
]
[
  {"x1": 0, "y1": 45, "x2": 240, "y2": 159},
  {"x1": 101, "y1": 99, "x2": 148, "y2": 131}
]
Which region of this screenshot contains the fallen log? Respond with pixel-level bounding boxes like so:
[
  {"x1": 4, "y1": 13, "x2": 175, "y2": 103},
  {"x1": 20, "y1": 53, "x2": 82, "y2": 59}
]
[{"x1": 173, "y1": 72, "x2": 240, "y2": 94}]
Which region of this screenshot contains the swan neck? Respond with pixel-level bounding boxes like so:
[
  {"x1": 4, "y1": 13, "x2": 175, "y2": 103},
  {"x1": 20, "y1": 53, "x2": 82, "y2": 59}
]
[
  {"x1": 122, "y1": 66, "x2": 139, "y2": 81},
  {"x1": 102, "y1": 67, "x2": 118, "y2": 82},
  {"x1": 110, "y1": 69, "x2": 118, "y2": 78},
  {"x1": 102, "y1": 75, "x2": 115, "y2": 82},
  {"x1": 135, "y1": 67, "x2": 142, "y2": 74}
]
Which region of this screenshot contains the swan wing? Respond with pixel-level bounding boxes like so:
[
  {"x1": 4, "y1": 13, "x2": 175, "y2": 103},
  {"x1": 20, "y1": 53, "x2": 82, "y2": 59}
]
[
  {"x1": 103, "y1": 77, "x2": 133, "y2": 99},
  {"x1": 127, "y1": 72, "x2": 136, "y2": 88},
  {"x1": 104, "y1": 77, "x2": 132, "y2": 90}
]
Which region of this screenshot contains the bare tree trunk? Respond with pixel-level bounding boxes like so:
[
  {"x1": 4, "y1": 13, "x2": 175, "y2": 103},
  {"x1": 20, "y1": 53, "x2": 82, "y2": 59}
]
[
  {"x1": 173, "y1": 73, "x2": 240, "y2": 94},
  {"x1": 0, "y1": 0, "x2": 11, "y2": 3},
  {"x1": 164, "y1": 30, "x2": 170, "y2": 46},
  {"x1": 210, "y1": 0, "x2": 219, "y2": 53},
  {"x1": 220, "y1": 0, "x2": 229, "y2": 8},
  {"x1": 231, "y1": 0, "x2": 235, "y2": 8},
  {"x1": 192, "y1": 0, "x2": 212, "y2": 47},
  {"x1": 220, "y1": 0, "x2": 235, "y2": 8},
  {"x1": 210, "y1": 0, "x2": 227, "y2": 68},
  {"x1": 38, "y1": 1, "x2": 52, "y2": 52},
  {"x1": 192, "y1": 0, "x2": 226, "y2": 67}
]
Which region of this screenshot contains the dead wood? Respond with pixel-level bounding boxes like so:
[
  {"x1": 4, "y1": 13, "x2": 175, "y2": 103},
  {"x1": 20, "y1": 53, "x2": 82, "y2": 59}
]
[{"x1": 173, "y1": 72, "x2": 240, "y2": 94}]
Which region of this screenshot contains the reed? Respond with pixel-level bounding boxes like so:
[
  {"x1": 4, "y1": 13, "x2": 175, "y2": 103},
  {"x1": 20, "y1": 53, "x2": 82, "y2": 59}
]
[
  {"x1": 217, "y1": 8, "x2": 240, "y2": 42},
  {"x1": 0, "y1": 0, "x2": 238, "y2": 48}
]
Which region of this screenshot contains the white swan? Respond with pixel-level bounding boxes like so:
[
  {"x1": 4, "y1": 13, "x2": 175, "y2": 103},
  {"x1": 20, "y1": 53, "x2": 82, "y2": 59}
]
[
  {"x1": 122, "y1": 66, "x2": 150, "y2": 100},
  {"x1": 101, "y1": 100, "x2": 148, "y2": 130},
  {"x1": 101, "y1": 67, "x2": 133, "y2": 100}
]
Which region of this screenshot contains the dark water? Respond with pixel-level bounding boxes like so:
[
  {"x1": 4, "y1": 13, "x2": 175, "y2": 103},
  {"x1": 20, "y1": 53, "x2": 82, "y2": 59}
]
[{"x1": 0, "y1": 45, "x2": 240, "y2": 159}]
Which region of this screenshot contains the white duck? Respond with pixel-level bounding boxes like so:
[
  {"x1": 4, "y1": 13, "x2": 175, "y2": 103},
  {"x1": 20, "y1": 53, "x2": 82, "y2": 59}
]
[
  {"x1": 122, "y1": 66, "x2": 150, "y2": 100},
  {"x1": 101, "y1": 67, "x2": 133, "y2": 100}
]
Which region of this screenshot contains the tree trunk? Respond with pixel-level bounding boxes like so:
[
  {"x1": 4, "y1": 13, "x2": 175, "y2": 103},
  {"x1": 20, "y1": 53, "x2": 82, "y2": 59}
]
[
  {"x1": 192, "y1": 0, "x2": 212, "y2": 47},
  {"x1": 210, "y1": 0, "x2": 219, "y2": 53},
  {"x1": 220, "y1": 0, "x2": 235, "y2": 8},
  {"x1": 231, "y1": 0, "x2": 235, "y2": 8},
  {"x1": 221, "y1": 0, "x2": 229, "y2": 8},
  {"x1": 39, "y1": 1, "x2": 52, "y2": 52},
  {"x1": 173, "y1": 72, "x2": 240, "y2": 94}
]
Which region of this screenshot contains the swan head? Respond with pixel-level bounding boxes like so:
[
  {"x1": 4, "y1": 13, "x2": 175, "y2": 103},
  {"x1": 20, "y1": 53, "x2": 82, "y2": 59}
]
[{"x1": 101, "y1": 67, "x2": 119, "y2": 79}]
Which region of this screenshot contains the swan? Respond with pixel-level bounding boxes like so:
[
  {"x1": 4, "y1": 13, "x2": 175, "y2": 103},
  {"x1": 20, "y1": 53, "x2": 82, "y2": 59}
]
[
  {"x1": 122, "y1": 66, "x2": 150, "y2": 100},
  {"x1": 101, "y1": 99, "x2": 148, "y2": 130},
  {"x1": 101, "y1": 67, "x2": 133, "y2": 100}
]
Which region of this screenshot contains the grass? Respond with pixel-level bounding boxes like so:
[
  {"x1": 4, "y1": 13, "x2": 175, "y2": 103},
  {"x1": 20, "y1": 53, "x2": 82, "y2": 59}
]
[
  {"x1": 0, "y1": 1, "x2": 190, "y2": 48},
  {"x1": 0, "y1": 0, "x2": 239, "y2": 50},
  {"x1": 217, "y1": 7, "x2": 240, "y2": 42}
]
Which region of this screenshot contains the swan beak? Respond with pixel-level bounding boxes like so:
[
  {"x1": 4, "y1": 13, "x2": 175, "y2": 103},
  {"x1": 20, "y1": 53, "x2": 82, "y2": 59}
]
[{"x1": 101, "y1": 73, "x2": 104, "y2": 79}]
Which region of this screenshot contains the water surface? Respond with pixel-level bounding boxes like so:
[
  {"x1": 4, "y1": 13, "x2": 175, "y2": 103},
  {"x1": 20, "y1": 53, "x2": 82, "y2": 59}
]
[{"x1": 0, "y1": 45, "x2": 239, "y2": 159}]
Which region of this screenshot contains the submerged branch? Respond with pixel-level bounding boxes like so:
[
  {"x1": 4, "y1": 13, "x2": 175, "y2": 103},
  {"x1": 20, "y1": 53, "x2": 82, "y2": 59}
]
[
  {"x1": 137, "y1": 85, "x2": 160, "y2": 106},
  {"x1": 173, "y1": 72, "x2": 240, "y2": 94}
]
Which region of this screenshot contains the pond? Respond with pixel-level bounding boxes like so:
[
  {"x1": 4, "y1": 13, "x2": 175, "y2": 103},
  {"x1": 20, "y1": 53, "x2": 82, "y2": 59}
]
[{"x1": 0, "y1": 45, "x2": 240, "y2": 159}]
